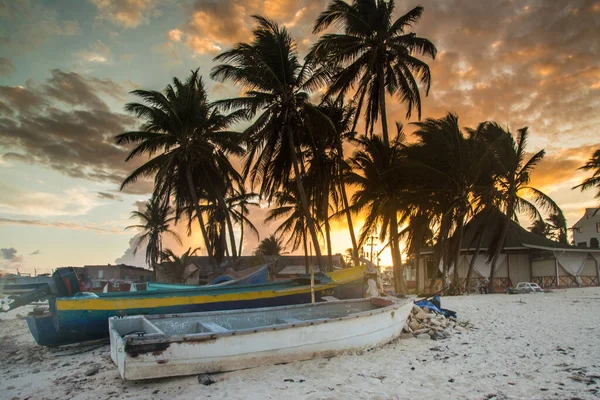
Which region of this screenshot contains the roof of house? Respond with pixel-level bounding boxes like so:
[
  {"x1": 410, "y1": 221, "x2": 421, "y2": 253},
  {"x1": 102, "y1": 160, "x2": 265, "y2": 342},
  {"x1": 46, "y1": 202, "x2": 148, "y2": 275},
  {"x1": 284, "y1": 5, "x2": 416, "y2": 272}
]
[{"x1": 422, "y1": 207, "x2": 600, "y2": 254}]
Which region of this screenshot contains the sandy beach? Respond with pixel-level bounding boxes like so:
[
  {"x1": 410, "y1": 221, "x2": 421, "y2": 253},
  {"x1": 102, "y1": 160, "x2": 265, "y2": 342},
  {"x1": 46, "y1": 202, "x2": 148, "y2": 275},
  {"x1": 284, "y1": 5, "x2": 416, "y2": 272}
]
[{"x1": 1, "y1": 288, "x2": 599, "y2": 400}]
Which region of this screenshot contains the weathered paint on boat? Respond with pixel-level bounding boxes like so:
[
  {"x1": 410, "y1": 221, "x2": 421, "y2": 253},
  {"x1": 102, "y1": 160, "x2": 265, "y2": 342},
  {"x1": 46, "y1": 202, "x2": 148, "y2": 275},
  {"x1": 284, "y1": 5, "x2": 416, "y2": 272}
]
[
  {"x1": 27, "y1": 265, "x2": 366, "y2": 346},
  {"x1": 109, "y1": 297, "x2": 412, "y2": 380}
]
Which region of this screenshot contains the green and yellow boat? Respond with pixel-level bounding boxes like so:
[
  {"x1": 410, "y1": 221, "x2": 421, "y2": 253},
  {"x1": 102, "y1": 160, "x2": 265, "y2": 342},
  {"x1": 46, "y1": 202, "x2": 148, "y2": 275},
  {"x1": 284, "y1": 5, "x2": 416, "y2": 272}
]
[{"x1": 25, "y1": 265, "x2": 366, "y2": 346}]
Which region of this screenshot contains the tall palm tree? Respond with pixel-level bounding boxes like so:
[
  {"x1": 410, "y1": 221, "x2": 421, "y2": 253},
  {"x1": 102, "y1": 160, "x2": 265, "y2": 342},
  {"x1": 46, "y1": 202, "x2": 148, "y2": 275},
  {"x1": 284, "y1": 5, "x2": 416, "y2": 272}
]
[
  {"x1": 126, "y1": 196, "x2": 181, "y2": 278},
  {"x1": 115, "y1": 70, "x2": 244, "y2": 274},
  {"x1": 347, "y1": 132, "x2": 408, "y2": 294},
  {"x1": 480, "y1": 123, "x2": 565, "y2": 292},
  {"x1": 211, "y1": 16, "x2": 328, "y2": 270},
  {"x1": 159, "y1": 247, "x2": 200, "y2": 283},
  {"x1": 254, "y1": 234, "x2": 284, "y2": 256},
  {"x1": 573, "y1": 149, "x2": 600, "y2": 202},
  {"x1": 310, "y1": 0, "x2": 437, "y2": 145}
]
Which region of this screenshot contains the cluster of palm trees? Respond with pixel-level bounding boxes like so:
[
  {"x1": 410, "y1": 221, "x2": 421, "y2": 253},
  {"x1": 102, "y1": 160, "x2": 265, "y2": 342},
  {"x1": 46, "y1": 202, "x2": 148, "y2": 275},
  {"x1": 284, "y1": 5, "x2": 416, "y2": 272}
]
[{"x1": 116, "y1": 0, "x2": 574, "y2": 294}]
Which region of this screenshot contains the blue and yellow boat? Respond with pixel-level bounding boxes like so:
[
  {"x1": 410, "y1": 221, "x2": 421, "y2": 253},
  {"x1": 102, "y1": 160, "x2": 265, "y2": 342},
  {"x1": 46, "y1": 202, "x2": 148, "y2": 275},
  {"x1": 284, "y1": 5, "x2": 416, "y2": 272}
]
[{"x1": 26, "y1": 265, "x2": 366, "y2": 346}]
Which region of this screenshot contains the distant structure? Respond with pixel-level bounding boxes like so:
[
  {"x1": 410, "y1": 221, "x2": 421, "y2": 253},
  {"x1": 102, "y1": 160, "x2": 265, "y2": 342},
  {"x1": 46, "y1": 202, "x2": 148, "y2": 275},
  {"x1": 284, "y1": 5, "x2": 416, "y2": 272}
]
[
  {"x1": 83, "y1": 264, "x2": 152, "y2": 284},
  {"x1": 572, "y1": 208, "x2": 600, "y2": 247}
]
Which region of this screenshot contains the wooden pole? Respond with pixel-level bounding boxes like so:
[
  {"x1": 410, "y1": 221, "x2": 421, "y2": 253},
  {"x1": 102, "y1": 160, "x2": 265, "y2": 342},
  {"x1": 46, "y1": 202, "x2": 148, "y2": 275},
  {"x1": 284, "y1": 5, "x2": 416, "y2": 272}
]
[{"x1": 310, "y1": 242, "x2": 315, "y2": 304}]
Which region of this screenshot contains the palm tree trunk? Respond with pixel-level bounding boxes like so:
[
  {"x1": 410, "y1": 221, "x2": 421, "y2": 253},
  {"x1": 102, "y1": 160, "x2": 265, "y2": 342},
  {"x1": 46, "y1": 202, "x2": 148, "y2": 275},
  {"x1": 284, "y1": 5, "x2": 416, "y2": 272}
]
[
  {"x1": 215, "y1": 194, "x2": 238, "y2": 259},
  {"x1": 185, "y1": 167, "x2": 217, "y2": 275},
  {"x1": 238, "y1": 219, "x2": 244, "y2": 256},
  {"x1": 430, "y1": 212, "x2": 451, "y2": 293},
  {"x1": 390, "y1": 212, "x2": 406, "y2": 295},
  {"x1": 286, "y1": 129, "x2": 324, "y2": 271},
  {"x1": 452, "y1": 212, "x2": 466, "y2": 293},
  {"x1": 302, "y1": 227, "x2": 309, "y2": 274},
  {"x1": 335, "y1": 141, "x2": 359, "y2": 264},
  {"x1": 323, "y1": 197, "x2": 333, "y2": 272},
  {"x1": 489, "y1": 212, "x2": 511, "y2": 293},
  {"x1": 414, "y1": 227, "x2": 424, "y2": 294},
  {"x1": 378, "y1": 65, "x2": 390, "y2": 146},
  {"x1": 466, "y1": 232, "x2": 485, "y2": 293}
]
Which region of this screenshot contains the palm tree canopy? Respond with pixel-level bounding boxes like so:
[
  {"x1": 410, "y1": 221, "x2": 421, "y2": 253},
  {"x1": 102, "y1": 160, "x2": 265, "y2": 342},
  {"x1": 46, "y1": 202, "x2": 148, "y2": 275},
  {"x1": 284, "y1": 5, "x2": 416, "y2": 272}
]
[
  {"x1": 210, "y1": 16, "x2": 329, "y2": 200},
  {"x1": 126, "y1": 196, "x2": 181, "y2": 269},
  {"x1": 346, "y1": 131, "x2": 408, "y2": 246},
  {"x1": 115, "y1": 69, "x2": 244, "y2": 219},
  {"x1": 573, "y1": 149, "x2": 600, "y2": 200},
  {"x1": 310, "y1": 0, "x2": 437, "y2": 134},
  {"x1": 254, "y1": 234, "x2": 285, "y2": 256}
]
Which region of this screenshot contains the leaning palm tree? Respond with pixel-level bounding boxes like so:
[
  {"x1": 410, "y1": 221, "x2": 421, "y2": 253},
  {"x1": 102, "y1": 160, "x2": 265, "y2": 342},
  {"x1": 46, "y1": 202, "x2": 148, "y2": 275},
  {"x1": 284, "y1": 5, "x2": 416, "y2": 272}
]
[
  {"x1": 115, "y1": 70, "x2": 244, "y2": 273},
  {"x1": 126, "y1": 196, "x2": 181, "y2": 278},
  {"x1": 480, "y1": 123, "x2": 565, "y2": 292},
  {"x1": 573, "y1": 149, "x2": 600, "y2": 202},
  {"x1": 310, "y1": 0, "x2": 437, "y2": 145},
  {"x1": 210, "y1": 16, "x2": 327, "y2": 270},
  {"x1": 254, "y1": 234, "x2": 284, "y2": 256},
  {"x1": 347, "y1": 132, "x2": 409, "y2": 294}
]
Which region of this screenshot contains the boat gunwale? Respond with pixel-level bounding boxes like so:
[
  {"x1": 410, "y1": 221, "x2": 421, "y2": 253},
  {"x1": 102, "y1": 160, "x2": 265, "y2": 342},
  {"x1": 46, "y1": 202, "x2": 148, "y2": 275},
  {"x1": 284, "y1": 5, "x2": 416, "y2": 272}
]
[
  {"x1": 56, "y1": 266, "x2": 366, "y2": 307},
  {"x1": 112, "y1": 297, "x2": 412, "y2": 347}
]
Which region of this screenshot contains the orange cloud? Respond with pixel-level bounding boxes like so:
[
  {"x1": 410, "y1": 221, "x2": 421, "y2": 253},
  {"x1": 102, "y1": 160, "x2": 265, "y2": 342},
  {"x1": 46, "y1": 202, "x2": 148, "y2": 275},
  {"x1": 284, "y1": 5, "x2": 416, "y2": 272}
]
[{"x1": 91, "y1": 0, "x2": 160, "y2": 28}]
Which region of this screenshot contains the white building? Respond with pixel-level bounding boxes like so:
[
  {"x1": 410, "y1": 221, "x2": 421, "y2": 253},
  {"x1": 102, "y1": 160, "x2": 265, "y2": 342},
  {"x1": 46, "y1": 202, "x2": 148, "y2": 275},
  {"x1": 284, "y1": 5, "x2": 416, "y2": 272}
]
[{"x1": 572, "y1": 208, "x2": 600, "y2": 247}]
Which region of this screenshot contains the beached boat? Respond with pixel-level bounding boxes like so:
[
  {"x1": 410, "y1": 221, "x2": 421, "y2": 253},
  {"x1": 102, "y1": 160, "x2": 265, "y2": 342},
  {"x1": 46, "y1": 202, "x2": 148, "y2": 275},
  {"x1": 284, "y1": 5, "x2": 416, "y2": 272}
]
[
  {"x1": 109, "y1": 297, "x2": 412, "y2": 380},
  {"x1": 0, "y1": 275, "x2": 52, "y2": 296},
  {"x1": 25, "y1": 265, "x2": 366, "y2": 346}
]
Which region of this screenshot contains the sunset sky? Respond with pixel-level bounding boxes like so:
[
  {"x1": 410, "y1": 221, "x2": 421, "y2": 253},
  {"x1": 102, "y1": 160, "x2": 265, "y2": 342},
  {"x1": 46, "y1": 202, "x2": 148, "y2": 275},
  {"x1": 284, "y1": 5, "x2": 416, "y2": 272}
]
[{"x1": 1, "y1": 0, "x2": 599, "y2": 274}]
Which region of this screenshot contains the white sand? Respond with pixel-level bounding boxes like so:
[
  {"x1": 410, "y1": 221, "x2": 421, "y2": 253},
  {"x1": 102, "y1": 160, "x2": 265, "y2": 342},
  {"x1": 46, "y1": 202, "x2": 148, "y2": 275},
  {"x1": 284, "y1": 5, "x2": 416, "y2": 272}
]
[{"x1": 1, "y1": 288, "x2": 599, "y2": 400}]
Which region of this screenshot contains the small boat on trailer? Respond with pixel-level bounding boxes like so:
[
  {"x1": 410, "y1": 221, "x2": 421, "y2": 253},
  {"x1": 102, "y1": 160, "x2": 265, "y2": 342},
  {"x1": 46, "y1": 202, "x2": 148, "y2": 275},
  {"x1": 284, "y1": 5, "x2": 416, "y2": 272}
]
[{"x1": 109, "y1": 297, "x2": 412, "y2": 380}]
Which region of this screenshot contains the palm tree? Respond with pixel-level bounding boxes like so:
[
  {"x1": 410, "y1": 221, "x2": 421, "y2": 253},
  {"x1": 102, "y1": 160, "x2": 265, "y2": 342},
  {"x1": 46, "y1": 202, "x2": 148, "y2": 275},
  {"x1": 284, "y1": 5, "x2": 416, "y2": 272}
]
[
  {"x1": 115, "y1": 70, "x2": 244, "y2": 274},
  {"x1": 265, "y1": 186, "x2": 313, "y2": 272},
  {"x1": 227, "y1": 187, "x2": 260, "y2": 256},
  {"x1": 480, "y1": 123, "x2": 565, "y2": 292},
  {"x1": 528, "y1": 218, "x2": 548, "y2": 237},
  {"x1": 254, "y1": 234, "x2": 284, "y2": 256},
  {"x1": 211, "y1": 16, "x2": 328, "y2": 270},
  {"x1": 126, "y1": 196, "x2": 181, "y2": 278},
  {"x1": 310, "y1": 0, "x2": 437, "y2": 145},
  {"x1": 573, "y1": 149, "x2": 600, "y2": 201},
  {"x1": 408, "y1": 113, "x2": 499, "y2": 292},
  {"x1": 347, "y1": 132, "x2": 408, "y2": 294},
  {"x1": 159, "y1": 247, "x2": 200, "y2": 283}
]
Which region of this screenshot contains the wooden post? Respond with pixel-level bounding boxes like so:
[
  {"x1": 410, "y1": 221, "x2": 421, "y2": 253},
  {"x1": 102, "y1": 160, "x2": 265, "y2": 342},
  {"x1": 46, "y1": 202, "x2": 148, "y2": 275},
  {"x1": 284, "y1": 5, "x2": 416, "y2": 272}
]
[
  {"x1": 555, "y1": 257, "x2": 559, "y2": 288},
  {"x1": 506, "y1": 253, "x2": 511, "y2": 287},
  {"x1": 310, "y1": 243, "x2": 315, "y2": 304}
]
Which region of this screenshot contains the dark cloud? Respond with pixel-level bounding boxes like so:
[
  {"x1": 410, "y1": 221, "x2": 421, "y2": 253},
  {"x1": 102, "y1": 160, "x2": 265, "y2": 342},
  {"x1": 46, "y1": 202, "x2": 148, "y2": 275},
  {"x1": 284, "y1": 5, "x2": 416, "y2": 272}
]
[
  {"x1": 0, "y1": 69, "x2": 153, "y2": 194},
  {"x1": 1, "y1": 247, "x2": 17, "y2": 260},
  {"x1": 97, "y1": 191, "x2": 123, "y2": 201},
  {"x1": 29, "y1": 250, "x2": 41, "y2": 256},
  {"x1": 0, "y1": 57, "x2": 15, "y2": 77}
]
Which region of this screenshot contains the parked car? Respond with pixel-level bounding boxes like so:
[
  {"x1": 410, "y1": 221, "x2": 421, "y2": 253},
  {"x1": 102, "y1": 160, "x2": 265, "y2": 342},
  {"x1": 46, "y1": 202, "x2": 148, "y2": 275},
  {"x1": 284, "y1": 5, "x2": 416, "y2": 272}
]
[{"x1": 506, "y1": 282, "x2": 544, "y2": 294}]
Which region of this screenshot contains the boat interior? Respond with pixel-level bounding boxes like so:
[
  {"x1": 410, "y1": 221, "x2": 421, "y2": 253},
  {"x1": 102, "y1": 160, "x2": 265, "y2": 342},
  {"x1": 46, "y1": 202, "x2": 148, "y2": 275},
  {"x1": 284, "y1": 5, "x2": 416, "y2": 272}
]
[{"x1": 111, "y1": 299, "x2": 388, "y2": 339}]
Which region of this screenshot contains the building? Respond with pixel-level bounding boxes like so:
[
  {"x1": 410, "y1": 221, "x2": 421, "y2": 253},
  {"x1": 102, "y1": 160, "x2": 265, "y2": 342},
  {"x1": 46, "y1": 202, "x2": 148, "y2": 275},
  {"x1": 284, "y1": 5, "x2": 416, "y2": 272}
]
[
  {"x1": 157, "y1": 254, "x2": 345, "y2": 284},
  {"x1": 418, "y1": 207, "x2": 600, "y2": 292},
  {"x1": 83, "y1": 264, "x2": 153, "y2": 283},
  {"x1": 572, "y1": 208, "x2": 600, "y2": 247}
]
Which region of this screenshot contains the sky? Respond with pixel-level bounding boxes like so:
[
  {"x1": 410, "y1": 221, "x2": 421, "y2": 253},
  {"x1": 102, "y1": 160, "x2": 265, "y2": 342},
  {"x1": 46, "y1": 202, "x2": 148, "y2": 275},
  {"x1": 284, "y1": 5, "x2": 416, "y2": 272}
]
[{"x1": 0, "y1": 0, "x2": 599, "y2": 274}]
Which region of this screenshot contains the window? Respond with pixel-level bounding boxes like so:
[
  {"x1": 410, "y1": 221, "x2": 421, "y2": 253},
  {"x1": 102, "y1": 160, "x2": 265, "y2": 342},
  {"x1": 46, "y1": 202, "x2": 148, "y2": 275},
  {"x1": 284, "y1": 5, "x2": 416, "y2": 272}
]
[
  {"x1": 596, "y1": 222, "x2": 600, "y2": 233},
  {"x1": 98, "y1": 270, "x2": 103, "y2": 279}
]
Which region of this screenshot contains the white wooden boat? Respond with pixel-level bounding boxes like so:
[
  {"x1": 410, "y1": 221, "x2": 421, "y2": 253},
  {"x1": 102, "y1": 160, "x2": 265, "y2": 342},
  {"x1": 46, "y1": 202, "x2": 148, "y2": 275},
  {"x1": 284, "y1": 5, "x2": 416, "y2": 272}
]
[{"x1": 109, "y1": 297, "x2": 412, "y2": 380}]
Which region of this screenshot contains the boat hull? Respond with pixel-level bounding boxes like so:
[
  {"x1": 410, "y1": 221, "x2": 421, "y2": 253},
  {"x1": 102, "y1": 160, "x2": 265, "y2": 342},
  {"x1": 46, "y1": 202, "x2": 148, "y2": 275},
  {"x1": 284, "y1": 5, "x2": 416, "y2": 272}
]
[
  {"x1": 27, "y1": 266, "x2": 366, "y2": 346},
  {"x1": 110, "y1": 297, "x2": 412, "y2": 380}
]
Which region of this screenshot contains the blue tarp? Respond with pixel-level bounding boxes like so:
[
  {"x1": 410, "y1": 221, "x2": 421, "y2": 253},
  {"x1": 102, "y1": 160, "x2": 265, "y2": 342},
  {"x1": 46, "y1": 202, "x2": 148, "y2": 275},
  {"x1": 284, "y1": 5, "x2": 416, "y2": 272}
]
[{"x1": 414, "y1": 295, "x2": 457, "y2": 318}]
